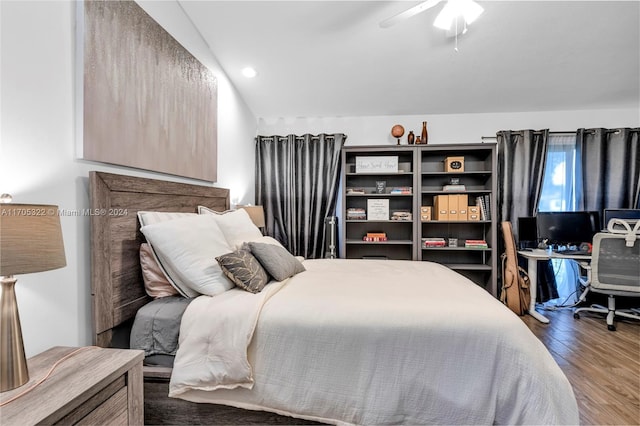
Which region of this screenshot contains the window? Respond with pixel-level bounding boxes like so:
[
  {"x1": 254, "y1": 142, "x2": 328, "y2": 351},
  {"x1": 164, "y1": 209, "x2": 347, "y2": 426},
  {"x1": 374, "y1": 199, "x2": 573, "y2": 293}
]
[
  {"x1": 538, "y1": 134, "x2": 582, "y2": 303},
  {"x1": 538, "y1": 134, "x2": 581, "y2": 213}
]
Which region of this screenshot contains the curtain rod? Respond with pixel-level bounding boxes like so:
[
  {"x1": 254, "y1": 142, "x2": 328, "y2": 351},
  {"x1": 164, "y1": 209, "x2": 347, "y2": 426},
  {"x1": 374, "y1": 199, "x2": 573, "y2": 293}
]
[
  {"x1": 256, "y1": 135, "x2": 336, "y2": 141},
  {"x1": 483, "y1": 131, "x2": 574, "y2": 139},
  {"x1": 494, "y1": 129, "x2": 638, "y2": 137},
  {"x1": 498, "y1": 130, "x2": 575, "y2": 135}
]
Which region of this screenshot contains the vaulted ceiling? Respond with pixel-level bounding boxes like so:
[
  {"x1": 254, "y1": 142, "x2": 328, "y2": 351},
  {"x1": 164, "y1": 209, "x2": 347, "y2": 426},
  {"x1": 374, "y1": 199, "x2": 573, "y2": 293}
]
[{"x1": 178, "y1": 1, "x2": 640, "y2": 119}]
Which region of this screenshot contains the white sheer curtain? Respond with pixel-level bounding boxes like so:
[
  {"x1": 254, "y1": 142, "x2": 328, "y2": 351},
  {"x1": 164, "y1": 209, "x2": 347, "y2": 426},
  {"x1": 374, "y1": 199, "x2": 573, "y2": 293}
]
[
  {"x1": 538, "y1": 134, "x2": 582, "y2": 303},
  {"x1": 538, "y1": 135, "x2": 581, "y2": 212}
]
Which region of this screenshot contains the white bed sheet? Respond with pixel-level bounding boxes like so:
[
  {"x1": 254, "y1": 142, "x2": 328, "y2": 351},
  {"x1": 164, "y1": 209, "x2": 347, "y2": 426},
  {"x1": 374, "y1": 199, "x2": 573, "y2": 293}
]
[{"x1": 169, "y1": 259, "x2": 579, "y2": 425}]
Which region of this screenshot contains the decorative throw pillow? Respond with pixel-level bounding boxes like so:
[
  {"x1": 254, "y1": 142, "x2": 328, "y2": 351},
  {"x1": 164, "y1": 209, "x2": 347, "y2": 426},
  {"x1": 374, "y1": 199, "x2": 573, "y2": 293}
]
[
  {"x1": 247, "y1": 241, "x2": 306, "y2": 282},
  {"x1": 141, "y1": 214, "x2": 235, "y2": 297},
  {"x1": 198, "y1": 206, "x2": 263, "y2": 249},
  {"x1": 216, "y1": 249, "x2": 270, "y2": 293},
  {"x1": 140, "y1": 243, "x2": 178, "y2": 298}
]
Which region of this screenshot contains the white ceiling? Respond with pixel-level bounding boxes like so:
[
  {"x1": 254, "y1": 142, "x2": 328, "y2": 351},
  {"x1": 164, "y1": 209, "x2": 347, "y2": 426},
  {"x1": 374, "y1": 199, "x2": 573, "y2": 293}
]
[{"x1": 178, "y1": 1, "x2": 640, "y2": 119}]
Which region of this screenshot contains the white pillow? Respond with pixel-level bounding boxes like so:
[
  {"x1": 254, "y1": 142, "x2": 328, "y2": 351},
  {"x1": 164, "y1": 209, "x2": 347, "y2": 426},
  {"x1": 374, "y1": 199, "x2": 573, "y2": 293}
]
[
  {"x1": 138, "y1": 211, "x2": 197, "y2": 227},
  {"x1": 140, "y1": 214, "x2": 234, "y2": 297},
  {"x1": 137, "y1": 211, "x2": 198, "y2": 297},
  {"x1": 198, "y1": 206, "x2": 263, "y2": 249}
]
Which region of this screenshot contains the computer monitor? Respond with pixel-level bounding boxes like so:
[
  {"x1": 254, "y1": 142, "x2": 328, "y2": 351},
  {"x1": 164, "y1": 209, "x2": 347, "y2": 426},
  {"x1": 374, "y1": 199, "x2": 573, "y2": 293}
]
[
  {"x1": 603, "y1": 208, "x2": 640, "y2": 228},
  {"x1": 536, "y1": 211, "x2": 600, "y2": 246},
  {"x1": 517, "y1": 216, "x2": 538, "y2": 249}
]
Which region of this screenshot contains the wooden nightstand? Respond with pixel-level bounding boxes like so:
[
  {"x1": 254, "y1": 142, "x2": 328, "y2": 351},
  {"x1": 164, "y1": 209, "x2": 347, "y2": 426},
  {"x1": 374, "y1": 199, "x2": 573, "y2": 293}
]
[{"x1": 0, "y1": 346, "x2": 144, "y2": 425}]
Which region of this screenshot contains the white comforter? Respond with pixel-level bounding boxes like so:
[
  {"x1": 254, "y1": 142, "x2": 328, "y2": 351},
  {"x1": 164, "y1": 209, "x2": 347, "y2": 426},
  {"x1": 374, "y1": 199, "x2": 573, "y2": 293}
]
[{"x1": 169, "y1": 259, "x2": 579, "y2": 425}]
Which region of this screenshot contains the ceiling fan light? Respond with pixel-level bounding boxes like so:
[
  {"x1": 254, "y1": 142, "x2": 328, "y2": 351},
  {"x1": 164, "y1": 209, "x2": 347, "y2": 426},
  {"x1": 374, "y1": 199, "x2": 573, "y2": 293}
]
[
  {"x1": 462, "y1": 0, "x2": 483, "y2": 25},
  {"x1": 433, "y1": 2, "x2": 456, "y2": 30},
  {"x1": 433, "y1": 0, "x2": 483, "y2": 30}
]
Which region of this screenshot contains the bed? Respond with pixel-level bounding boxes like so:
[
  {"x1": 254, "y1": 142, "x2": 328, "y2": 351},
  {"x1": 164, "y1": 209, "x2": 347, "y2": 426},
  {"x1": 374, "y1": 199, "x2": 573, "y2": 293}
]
[{"x1": 90, "y1": 171, "x2": 580, "y2": 425}]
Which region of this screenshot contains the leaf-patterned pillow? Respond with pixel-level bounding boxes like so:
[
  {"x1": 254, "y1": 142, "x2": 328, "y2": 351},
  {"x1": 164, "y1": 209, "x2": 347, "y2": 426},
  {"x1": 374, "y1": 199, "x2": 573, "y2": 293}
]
[{"x1": 216, "y1": 249, "x2": 270, "y2": 293}]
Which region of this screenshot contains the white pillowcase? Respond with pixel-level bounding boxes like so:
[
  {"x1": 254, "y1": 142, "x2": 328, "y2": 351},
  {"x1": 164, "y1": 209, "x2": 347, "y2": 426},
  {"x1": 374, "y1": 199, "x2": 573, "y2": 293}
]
[
  {"x1": 198, "y1": 206, "x2": 263, "y2": 249},
  {"x1": 137, "y1": 211, "x2": 198, "y2": 297},
  {"x1": 140, "y1": 214, "x2": 234, "y2": 297},
  {"x1": 137, "y1": 211, "x2": 197, "y2": 227}
]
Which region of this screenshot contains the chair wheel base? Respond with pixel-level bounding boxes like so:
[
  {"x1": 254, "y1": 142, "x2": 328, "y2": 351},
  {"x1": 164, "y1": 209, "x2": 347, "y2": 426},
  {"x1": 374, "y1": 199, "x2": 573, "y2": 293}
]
[
  {"x1": 607, "y1": 324, "x2": 616, "y2": 331},
  {"x1": 573, "y1": 313, "x2": 580, "y2": 319}
]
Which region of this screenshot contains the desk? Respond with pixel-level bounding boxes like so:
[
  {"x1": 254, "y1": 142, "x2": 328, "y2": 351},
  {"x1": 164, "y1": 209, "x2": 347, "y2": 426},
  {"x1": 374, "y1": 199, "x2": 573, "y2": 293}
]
[{"x1": 518, "y1": 249, "x2": 591, "y2": 323}]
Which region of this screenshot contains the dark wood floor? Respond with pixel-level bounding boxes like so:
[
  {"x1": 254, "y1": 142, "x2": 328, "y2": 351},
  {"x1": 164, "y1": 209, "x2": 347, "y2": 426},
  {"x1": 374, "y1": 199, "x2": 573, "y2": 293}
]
[{"x1": 521, "y1": 306, "x2": 640, "y2": 426}]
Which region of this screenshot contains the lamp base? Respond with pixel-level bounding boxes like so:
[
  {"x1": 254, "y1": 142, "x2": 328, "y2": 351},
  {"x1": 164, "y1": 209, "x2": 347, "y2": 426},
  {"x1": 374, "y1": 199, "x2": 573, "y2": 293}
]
[{"x1": 1, "y1": 276, "x2": 29, "y2": 392}]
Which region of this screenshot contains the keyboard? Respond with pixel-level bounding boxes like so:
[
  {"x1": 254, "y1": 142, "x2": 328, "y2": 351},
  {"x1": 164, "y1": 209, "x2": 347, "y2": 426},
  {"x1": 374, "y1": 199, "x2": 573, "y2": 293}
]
[{"x1": 554, "y1": 250, "x2": 591, "y2": 256}]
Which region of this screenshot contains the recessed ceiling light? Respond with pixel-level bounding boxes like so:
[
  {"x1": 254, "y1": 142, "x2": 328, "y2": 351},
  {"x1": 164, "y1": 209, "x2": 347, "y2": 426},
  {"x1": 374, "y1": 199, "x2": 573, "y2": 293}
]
[{"x1": 242, "y1": 67, "x2": 257, "y2": 78}]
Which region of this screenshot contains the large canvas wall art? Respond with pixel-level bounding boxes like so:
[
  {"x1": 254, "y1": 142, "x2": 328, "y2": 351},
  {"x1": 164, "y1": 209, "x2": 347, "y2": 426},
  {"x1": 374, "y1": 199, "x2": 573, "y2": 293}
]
[{"x1": 82, "y1": 0, "x2": 218, "y2": 182}]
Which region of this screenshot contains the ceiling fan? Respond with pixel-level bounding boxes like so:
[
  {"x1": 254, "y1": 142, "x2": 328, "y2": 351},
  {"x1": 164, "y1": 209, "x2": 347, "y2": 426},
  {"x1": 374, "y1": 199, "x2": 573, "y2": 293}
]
[{"x1": 379, "y1": 0, "x2": 484, "y2": 31}]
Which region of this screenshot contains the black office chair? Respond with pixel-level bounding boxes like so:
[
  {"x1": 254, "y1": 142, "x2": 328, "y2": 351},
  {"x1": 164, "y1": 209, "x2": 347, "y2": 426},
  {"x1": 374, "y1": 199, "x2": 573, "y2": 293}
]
[{"x1": 573, "y1": 219, "x2": 640, "y2": 331}]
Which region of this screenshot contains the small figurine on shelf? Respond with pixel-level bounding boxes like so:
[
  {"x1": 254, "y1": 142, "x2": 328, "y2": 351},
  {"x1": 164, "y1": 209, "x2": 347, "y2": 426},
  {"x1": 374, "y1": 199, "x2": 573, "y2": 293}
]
[
  {"x1": 407, "y1": 131, "x2": 415, "y2": 145},
  {"x1": 391, "y1": 124, "x2": 405, "y2": 145}
]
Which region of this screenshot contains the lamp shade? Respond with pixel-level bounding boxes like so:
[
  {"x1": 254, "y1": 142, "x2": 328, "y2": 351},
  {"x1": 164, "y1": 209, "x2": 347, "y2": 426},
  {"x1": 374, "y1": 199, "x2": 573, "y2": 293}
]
[
  {"x1": 239, "y1": 205, "x2": 266, "y2": 228},
  {"x1": 0, "y1": 204, "x2": 66, "y2": 276}
]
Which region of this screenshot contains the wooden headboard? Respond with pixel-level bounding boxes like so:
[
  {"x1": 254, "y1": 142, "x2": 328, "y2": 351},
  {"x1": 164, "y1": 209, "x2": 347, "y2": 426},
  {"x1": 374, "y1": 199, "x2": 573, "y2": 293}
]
[{"x1": 89, "y1": 171, "x2": 229, "y2": 347}]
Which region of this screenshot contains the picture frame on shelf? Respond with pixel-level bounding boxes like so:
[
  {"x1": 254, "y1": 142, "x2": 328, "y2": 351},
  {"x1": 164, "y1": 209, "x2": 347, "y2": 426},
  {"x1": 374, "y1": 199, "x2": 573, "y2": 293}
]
[
  {"x1": 356, "y1": 156, "x2": 398, "y2": 174},
  {"x1": 367, "y1": 199, "x2": 389, "y2": 220}
]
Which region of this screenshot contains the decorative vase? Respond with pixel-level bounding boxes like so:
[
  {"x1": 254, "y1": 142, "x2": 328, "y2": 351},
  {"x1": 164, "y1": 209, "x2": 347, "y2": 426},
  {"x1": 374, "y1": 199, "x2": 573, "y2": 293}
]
[
  {"x1": 421, "y1": 121, "x2": 429, "y2": 144},
  {"x1": 407, "y1": 131, "x2": 415, "y2": 145},
  {"x1": 415, "y1": 136, "x2": 421, "y2": 145}
]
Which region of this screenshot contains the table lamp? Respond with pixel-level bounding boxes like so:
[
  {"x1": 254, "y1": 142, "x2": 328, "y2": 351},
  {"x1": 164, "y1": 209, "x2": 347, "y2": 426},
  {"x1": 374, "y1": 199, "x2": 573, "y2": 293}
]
[
  {"x1": 239, "y1": 205, "x2": 266, "y2": 231},
  {"x1": 0, "y1": 203, "x2": 66, "y2": 392}
]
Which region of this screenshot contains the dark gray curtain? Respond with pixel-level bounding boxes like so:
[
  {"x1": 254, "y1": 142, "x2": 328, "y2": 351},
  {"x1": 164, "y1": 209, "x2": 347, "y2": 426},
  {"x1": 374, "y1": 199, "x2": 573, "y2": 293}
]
[
  {"x1": 577, "y1": 128, "x2": 640, "y2": 211},
  {"x1": 256, "y1": 133, "x2": 345, "y2": 259},
  {"x1": 497, "y1": 130, "x2": 549, "y2": 229},
  {"x1": 497, "y1": 129, "x2": 558, "y2": 301}
]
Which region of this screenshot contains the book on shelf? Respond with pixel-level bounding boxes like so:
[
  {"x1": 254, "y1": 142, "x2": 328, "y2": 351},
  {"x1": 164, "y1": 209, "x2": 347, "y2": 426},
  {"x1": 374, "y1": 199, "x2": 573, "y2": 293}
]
[
  {"x1": 391, "y1": 210, "x2": 412, "y2": 221},
  {"x1": 363, "y1": 234, "x2": 388, "y2": 242},
  {"x1": 443, "y1": 184, "x2": 466, "y2": 191},
  {"x1": 346, "y1": 207, "x2": 366, "y2": 220},
  {"x1": 475, "y1": 194, "x2": 491, "y2": 220},
  {"x1": 346, "y1": 187, "x2": 366, "y2": 195},
  {"x1": 389, "y1": 186, "x2": 412, "y2": 194},
  {"x1": 422, "y1": 237, "x2": 446, "y2": 248},
  {"x1": 366, "y1": 232, "x2": 387, "y2": 238},
  {"x1": 483, "y1": 194, "x2": 491, "y2": 220},
  {"x1": 465, "y1": 239, "x2": 488, "y2": 248}
]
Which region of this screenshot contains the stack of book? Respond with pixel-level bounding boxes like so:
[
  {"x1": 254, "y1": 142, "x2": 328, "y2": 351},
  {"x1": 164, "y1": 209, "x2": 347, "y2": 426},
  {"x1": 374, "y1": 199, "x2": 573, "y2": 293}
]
[
  {"x1": 346, "y1": 207, "x2": 366, "y2": 220},
  {"x1": 422, "y1": 237, "x2": 446, "y2": 248},
  {"x1": 390, "y1": 186, "x2": 412, "y2": 194},
  {"x1": 465, "y1": 239, "x2": 488, "y2": 249},
  {"x1": 391, "y1": 210, "x2": 412, "y2": 221},
  {"x1": 442, "y1": 184, "x2": 466, "y2": 191},
  {"x1": 346, "y1": 188, "x2": 366, "y2": 195},
  {"x1": 363, "y1": 232, "x2": 387, "y2": 242}
]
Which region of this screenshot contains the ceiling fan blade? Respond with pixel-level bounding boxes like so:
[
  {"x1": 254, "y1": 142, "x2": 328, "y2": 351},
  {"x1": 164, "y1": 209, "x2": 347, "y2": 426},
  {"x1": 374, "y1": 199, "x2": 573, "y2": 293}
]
[{"x1": 379, "y1": 0, "x2": 444, "y2": 28}]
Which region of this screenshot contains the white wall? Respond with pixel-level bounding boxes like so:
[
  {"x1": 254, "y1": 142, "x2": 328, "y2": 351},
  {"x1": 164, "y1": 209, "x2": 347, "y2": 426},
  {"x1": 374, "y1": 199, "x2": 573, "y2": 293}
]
[
  {"x1": 258, "y1": 108, "x2": 640, "y2": 144},
  {"x1": 0, "y1": 0, "x2": 256, "y2": 357}
]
